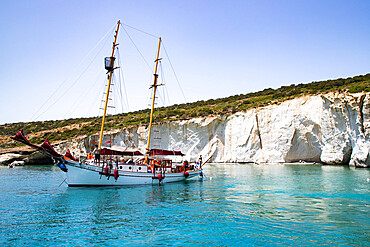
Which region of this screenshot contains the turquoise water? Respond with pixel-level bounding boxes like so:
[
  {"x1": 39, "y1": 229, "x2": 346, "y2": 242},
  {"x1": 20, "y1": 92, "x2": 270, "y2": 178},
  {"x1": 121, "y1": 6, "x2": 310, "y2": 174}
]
[{"x1": 1, "y1": 164, "x2": 369, "y2": 246}]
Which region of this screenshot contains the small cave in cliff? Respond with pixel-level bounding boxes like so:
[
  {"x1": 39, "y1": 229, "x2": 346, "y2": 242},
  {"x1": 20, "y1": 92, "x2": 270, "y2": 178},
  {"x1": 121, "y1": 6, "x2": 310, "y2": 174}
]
[{"x1": 284, "y1": 128, "x2": 322, "y2": 163}]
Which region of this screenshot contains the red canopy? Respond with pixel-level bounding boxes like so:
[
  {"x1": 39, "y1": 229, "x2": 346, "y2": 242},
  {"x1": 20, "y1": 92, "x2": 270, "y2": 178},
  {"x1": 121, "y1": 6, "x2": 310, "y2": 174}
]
[
  {"x1": 100, "y1": 147, "x2": 143, "y2": 156},
  {"x1": 149, "y1": 149, "x2": 184, "y2": 156}
]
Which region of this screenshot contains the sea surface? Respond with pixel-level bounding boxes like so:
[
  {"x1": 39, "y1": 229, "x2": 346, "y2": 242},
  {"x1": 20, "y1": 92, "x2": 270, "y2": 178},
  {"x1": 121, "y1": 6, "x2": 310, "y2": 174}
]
[{"x1": 0, "y1": 164, "x2": 369, "y2": 246}]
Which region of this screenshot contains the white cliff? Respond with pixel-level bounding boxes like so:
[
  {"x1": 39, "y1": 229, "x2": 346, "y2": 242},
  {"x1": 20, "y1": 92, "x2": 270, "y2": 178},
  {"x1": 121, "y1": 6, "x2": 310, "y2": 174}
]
[{"x1": 61, "y1": 92, "x2": 369, "y2": 167}]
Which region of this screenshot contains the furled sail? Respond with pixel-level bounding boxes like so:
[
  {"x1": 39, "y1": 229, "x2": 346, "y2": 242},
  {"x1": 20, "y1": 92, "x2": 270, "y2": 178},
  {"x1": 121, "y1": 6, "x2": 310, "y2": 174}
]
[
  {"x1": 65, "y1": 149, "x2": 78, "y2": 161},
  {"x1": 11, "y1": 129, "x2": 62, "y2": 158},
  {"x1": 149, "y1": 149, "x2": 184, "y2": 156},
  {"x1": 41, "y1": 139, "x2": 63, "y2": 158},
  {"x1": 100, "y1": 146, "x2": 143, "y2": 156},
  {"x1": 11, "y1": 129, "x2": 44, "y2": 152}
]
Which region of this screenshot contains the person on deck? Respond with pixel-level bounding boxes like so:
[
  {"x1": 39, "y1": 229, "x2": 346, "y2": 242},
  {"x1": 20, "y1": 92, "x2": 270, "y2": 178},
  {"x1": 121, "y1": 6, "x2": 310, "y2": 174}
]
[
  {"x1": 93, "y1": 145, "x2": 101, "y2": 164},
  {"x1": 197, "y1": 155, "x2": 203, "y2": 166}
]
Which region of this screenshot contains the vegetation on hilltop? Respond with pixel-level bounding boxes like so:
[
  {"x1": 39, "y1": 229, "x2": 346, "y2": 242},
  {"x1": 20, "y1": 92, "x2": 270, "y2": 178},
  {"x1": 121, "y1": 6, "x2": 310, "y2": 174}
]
[{"x1": 0, "y1": 73, "x2": 369, "y2": 148}]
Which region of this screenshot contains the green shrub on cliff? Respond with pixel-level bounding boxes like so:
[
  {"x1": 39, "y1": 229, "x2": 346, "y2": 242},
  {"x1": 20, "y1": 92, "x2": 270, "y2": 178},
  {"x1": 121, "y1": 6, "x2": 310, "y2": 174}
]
[{"x1": 348, "y1": 84, "x2": 370, "y2": 93}]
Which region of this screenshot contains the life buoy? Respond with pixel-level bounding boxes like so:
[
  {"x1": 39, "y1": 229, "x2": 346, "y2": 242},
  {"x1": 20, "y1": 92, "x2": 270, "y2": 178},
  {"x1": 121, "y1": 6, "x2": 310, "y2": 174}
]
[
  {"x1": 148, "y1": 165, "x2": 154, "y2": 173},
  {"x1": 183, "y1": 160, "x2": 189, "y2": 171},
  {"x1": 113, "y1": 170, "x2": 119, "y2": 180},
  {"x1": 184, "y1": 171, "x2": 189, "y2": 178}
]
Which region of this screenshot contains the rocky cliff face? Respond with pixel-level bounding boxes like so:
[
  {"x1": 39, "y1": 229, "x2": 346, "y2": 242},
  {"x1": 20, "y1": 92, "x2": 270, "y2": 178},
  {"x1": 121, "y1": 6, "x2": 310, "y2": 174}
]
[{"x1": 59, "y1": 92, "x2": 369, "y2": 167}]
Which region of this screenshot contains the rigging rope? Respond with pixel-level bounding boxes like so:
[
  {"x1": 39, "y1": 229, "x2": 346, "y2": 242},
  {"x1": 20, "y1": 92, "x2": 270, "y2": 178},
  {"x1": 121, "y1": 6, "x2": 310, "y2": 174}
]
[
  {"x1": 157, "y1": 61, "x2": 168, "y2": 106},
  {"x1": 116, "y1": 48, "x2": 130, "y2": 112},
  {"x1": 118, "y1": 22, "x2": 187, "y2": 111},
  {"x1": 33, "y1": 27, "x2": 116, "y2": 142},
  {"x1": 64, "y1": 68, "x2": 105, "y2": 118},
  {"x1": 120, "y1": 22, "x2": 159, "y2": 39},
  {"x1": 33, "y1": 37, "x2": 110, "y2": 121},
  {"x1": 121, "y1": 26, "x2": 153, "y2": 73},
  {"x1": 31, "y1": 24, "x2": 116, "y2": 121},
  {"x1": 162, "y1": 42, "x2": 187, "y2": 103},
  {"x1": 87, "y1": 74, "x2": 106, "y2": 116}
]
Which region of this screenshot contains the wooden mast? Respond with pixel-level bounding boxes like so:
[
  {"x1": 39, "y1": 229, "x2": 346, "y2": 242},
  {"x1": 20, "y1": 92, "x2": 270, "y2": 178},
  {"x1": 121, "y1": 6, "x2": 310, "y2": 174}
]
[
  {"x1": 98, "y1": 20, "x2": 120, "y2": 149},
  {"x1": 145, "y1": 37, "x2": 162, "y2": 163}
]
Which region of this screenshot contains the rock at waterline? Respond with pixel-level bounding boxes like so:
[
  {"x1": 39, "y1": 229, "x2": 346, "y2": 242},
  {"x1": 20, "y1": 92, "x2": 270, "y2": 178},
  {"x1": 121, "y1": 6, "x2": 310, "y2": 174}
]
[{"x1": 0, "y1": 151, "x2": 52, "y2": 165}]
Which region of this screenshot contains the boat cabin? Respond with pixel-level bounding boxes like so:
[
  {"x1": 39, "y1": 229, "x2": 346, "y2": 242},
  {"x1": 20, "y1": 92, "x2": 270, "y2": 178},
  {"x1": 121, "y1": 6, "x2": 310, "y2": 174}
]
[{"x1": 137, "y1": 158, "x2": 173, "y2": 173}]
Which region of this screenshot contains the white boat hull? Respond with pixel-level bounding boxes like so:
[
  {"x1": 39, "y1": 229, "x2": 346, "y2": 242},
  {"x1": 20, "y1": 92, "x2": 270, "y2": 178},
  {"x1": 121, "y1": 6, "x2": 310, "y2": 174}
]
[{"x1": 63, "y1": 159, "x2": 203, "y2": 187}]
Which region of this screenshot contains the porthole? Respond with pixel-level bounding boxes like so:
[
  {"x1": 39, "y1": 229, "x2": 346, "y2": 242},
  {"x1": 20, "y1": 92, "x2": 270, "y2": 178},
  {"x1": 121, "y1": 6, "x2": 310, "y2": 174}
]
[
  {"x1": 138, "y1": 167, "x2": 141, "y2": 170},
  {"x1": 129, "y1": 166, "x2": 132, "y2": 170},
  {"x1": 120, "y1": 166, "x2": 123, "y2": 169}
]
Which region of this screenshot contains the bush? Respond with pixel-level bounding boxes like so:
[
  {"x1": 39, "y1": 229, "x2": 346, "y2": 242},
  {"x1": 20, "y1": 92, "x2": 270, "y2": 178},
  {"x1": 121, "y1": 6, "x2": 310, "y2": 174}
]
[{"x1": 349, "y1": 85, "x2": 370, "y2": 93}]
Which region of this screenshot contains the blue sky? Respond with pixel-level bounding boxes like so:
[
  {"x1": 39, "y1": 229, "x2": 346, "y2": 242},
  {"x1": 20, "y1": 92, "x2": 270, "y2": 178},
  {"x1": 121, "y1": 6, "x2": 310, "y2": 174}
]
[{"x1": 0, "y1": 0, "x2": 369, "y2": 125}]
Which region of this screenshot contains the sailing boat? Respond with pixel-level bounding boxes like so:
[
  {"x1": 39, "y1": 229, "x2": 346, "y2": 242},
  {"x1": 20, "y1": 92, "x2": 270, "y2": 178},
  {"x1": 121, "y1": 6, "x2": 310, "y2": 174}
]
[{"x1": 11, "y1": 21, "x2": 203, "y2": 186}]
